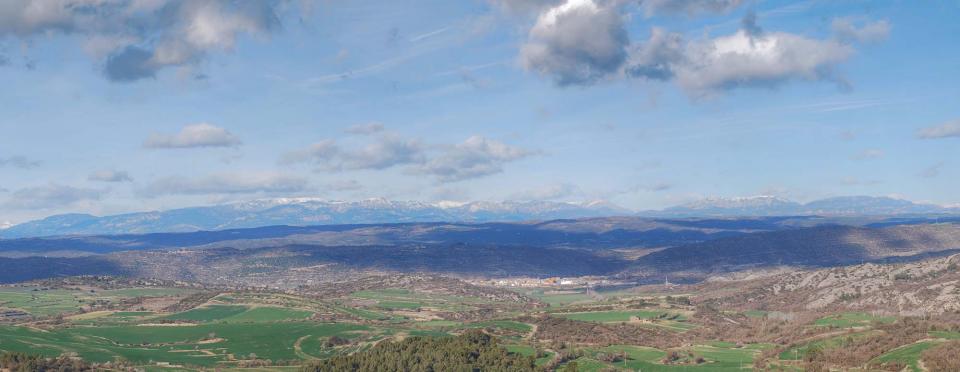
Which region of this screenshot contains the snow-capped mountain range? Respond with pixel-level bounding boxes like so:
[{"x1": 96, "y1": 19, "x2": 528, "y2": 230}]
[
  {"x1": 645, "y1": 195, "x2": 955, "y2": 217},
  {"x1": 0, "y1": 198, "x2": 630, "y2": 238},
  {"x1": 1, "y1": 196, "x2": 956, "y2": 238}
]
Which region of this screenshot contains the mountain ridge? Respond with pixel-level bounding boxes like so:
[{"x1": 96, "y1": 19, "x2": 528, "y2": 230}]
[
  {"x1": 0, "y1": 199, "x2": 629, "y2": 238},
  {"x1": 3, "y1": 195, "x2": 957, "y2": 238},
  {"x1": 642, "y1": 195, "x2": 956, "y2": 217}
]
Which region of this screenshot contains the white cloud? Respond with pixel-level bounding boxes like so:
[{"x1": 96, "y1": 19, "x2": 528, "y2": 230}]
[
  {"x1": 917, "y1": 119, "x2": 960, "y2": 139},
  {"x1": 520, "y1": 0, "x2": 629, "y2": 86},
  {"x1": 521, "y1": 5, "x2": 878, "y2": 96},
  {"x1": 141, "y1": 172, "x2": 309, "y2": 196},
  {"x1": 144, "y1": 123, "x2": 242, "y2": 149},
  {"x1": 919, "y1": 162, "x2": 945, "y2": 179},
  {"x1": 645, "y1": 182, "x2": 673, "y2": 192},
  {"x1": 623, "y1": 13, "x2": 860, "y2": 96},
  {"x1": 418, "y1": 136, "x2": 535, "y2": 182},
  {"x1": 841, "y1": 177, "x2": 882, "y2": 186},
  {"x1": 625, "y1": 22, "x2": 854, "y2": 97},
  {"x1": 638, "y1": 0, "x2": 744, "y2": 17},
  {"x1": 0, "y1": 0, "x2": 291, "y2": 82},
  {"x1": 4, "y1": 184, "x2": 106, "y2": 209},
  {"x1": 342, "y1": 136, "x2": 424, "y2": 170},
  {"x1": 281, "y1": 139, "x2": 340, "y2": 165},
  {"x1": 488, "y1": 0, "x2": 563, "y2": 15},
  {"x1": 671, "y1": 29, "x2": 854, "y2": 96},
  {"x1": 88, "y1": 170, "x2": 133, "y2": 183},
  {"x1": 283, "y1": 134, "x2": 534, "y2": 183},
  {"x1": 852, "y1": 149, "x2": 884, "y2": 160},
  {"x1": 343, "y1": 122, "x2": 386, "y2": 135},
  {"x1": 282, "y1": 135, "x2": 424, "y2": 171},
  {"x1": 625, "y1": 27, "x2": 685, "y2": 81},
  {"x1": 327, "y1": 179, "x2": 363, "y2": 192},
  {"x1": 832, "y1": 18, "x2": 891, "y2": 44},
  {"x1": 510, "y1": 183, "x2": 583, "y2": 200}
]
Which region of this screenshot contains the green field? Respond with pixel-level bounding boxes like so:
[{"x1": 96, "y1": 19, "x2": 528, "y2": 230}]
[
  {"x1": 931, "y1": 330, "x2": 960, "y2": 339},
  {"x1": 375, "y1": 301, "x2": 421, "y2": 310},
  {"x1": 222, "y1": 307, "x2": 314, "y2": 322},
  {"x1": 462, "y1": 320, "x2": 533, "y2": 332},
  {"x1": 779, "y1": 330, "x2": 880, "y2": 360},
  {"x1": 349, "y1": 288, "x2": 491, "y2": 312},
  {"x1": 812, "y1": 312, "x2": 896, "y2": 328},
  {"x1": 0, "y1": 287, "x2": 196, "y2": 318},
  {"x1": 871, "y1": 340, "x2": 940, "y2": 372},
  {"x1": 567, "y1": 343, "x2": 766, "y2": 371},
  {"x1": 0, "y1": 282, "x2": 938, "y2": 371},
  {"x1": 0, "y1": 289, "x2": 92, "y2": 317},
  {"x1": 0, "y1": 322, "x2": 369, "y2": 366},
  {"x1": 163, "y1": 305, "x2": 249, "y2": 322},
  {"x1": 415, "y1": 320, "x2": 461, "y2": 328}
]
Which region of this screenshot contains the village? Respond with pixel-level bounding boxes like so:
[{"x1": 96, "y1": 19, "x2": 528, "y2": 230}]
[{"x1": 473, "y1": 276, "x2": 630, "y2": 289}]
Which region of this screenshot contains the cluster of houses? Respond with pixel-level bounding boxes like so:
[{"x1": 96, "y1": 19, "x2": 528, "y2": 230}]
[{"x1": 483, "y1": 276, "x2": 617, "y2": 288}]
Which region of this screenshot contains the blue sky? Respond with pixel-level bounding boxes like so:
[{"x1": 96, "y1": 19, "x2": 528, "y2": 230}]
[{"x1": 0, "y1": 0, "x2": 958, "y2": 224}]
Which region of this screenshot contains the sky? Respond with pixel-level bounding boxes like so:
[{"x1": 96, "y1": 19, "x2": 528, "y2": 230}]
[{"x1": 0, "y1": 0, "x2": 958, "y2": 224}]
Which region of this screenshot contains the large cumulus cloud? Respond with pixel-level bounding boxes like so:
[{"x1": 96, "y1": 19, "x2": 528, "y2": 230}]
[
  {"x1": 0, "y1": 0, "x2": 290, "y2": 82},
  {"x1": 520, "y1": 0, "x2": 629, "y2": 86},
  {"x1": 520, "y1": 0, "x2": 888, "y2": 96},
  {"x1": 667, "y1": 27, "x2": 855, "y2": 96}
]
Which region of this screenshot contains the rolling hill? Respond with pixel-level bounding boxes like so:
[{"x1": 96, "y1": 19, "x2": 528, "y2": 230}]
[
  {"x1": 0, "y1": 218, "x2": 959, "y2": 285},
  {"x1": 630, "y1": 223, "x2": 960, "y2": 281}
]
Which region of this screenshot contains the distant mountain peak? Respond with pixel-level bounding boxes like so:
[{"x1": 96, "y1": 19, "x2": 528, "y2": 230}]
[
  {"x1": 651, "y1": 195, "x2": 954, "y2": 217},
  {"x1": 662, "y1": 195, "x2": 801, "y2": 216},
  {"x1": 681, "y1": 195, "x2": 796, "y2": 207}
]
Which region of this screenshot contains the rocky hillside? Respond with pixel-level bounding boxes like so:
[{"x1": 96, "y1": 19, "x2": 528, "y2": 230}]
[{"x1": 698, "y1": 253, "x2": 960, "y2": 315}]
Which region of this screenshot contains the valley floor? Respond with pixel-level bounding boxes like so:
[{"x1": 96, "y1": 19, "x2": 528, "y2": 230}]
[{"x1": 1, "y1": 273, "x2": 958, "y2": 371}]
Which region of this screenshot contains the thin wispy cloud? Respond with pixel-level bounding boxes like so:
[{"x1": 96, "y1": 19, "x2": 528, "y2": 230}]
[
  {"x1": 144, "y1": 123, "x2": 242, "y2": 149},
  {"x1": 853, "y1": 149, "x2": 885, "y2": 160},
  {"x1": 919, "y1": 162, "x2": 945, "y2": 178},
  {"x1": 0, "y1": 156, "x2": 41, "y2": 169},
  {"x1": 4, "y1": 184, "x2": 106, "y2": 210},
  {"x1": 409, "y1": 27, "x2": 451, "y2": 42},
  {"x1": 88, "y1": 170, "x2": 133, "y2": 183},
  {"x1": 917, "y1": 120, "x2": 960, "y2": 139},
  {"x1": 140, "y1": 172, "x2": 310, "y2": 197}
]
